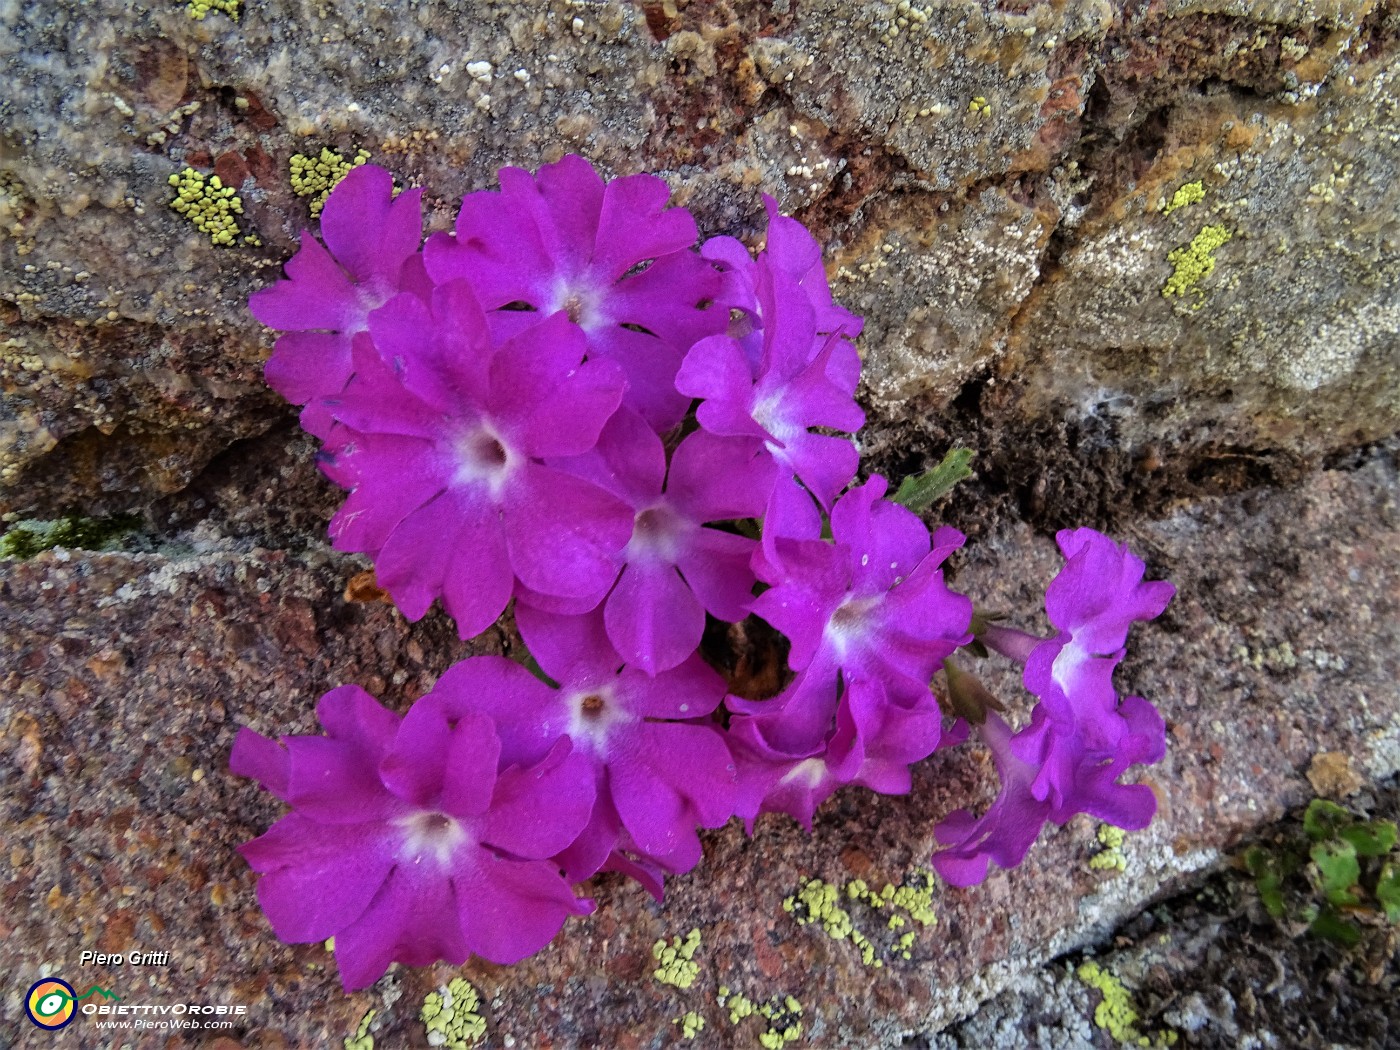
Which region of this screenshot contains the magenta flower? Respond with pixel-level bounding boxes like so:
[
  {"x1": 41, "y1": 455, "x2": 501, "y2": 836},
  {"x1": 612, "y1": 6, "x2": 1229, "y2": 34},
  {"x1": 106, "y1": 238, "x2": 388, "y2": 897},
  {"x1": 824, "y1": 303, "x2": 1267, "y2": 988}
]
[
  {"x1": 736, "y1": 476, "x2": 973, "y2": 757},
  {"x1": 435, "y1": 605, "x2": 736, "y2": 893},
  {"x1": 676, "y1": 254, "x2": 864, "y2": 512},
  {"x1": 317, "y1": 279, "x2": 633, "y2": 638},
  {"x1": 930, "y1": 712, "x2": 1051, "y2": 887},
  {"x1": 1007, "y1": 528, "x2": 1173, "y2": 823},
  {"x1": 249, "y1": 165, "x2": 426, "y2": 434},
  {"x1": 932, "y1": 528, "x2": 1173, "y2": 885},
  {"x1": 525, "y1": 407, "x2": 772, "y2": 673},
  {"x1": 701, "y1": 195, "x2": 862, "y2": 359},
  {"x1": 424, "y1": 154, "x2": 724, "y2": 431},
  {"x1": 231, "y1": 684, "x2": 595, "y2": 990}
]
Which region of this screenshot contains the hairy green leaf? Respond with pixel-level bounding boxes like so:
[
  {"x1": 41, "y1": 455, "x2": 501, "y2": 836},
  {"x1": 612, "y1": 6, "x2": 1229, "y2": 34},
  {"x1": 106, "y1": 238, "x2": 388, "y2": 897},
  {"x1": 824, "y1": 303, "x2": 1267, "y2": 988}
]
[
  {"x1": 892, "y1": 448, "x2": 975, "y2": 512},
  {"x1": 1310, "y1": 840, "x2": 1361, "y2": 906},
  {"x1": 1303, "y1": 799, "x2": 1352, "y2": 842}
]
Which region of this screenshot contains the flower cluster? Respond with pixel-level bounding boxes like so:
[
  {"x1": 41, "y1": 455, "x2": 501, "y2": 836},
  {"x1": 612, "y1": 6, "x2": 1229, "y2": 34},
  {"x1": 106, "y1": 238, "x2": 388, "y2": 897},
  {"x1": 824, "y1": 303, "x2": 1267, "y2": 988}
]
[{"x1": 241, "y1": 156, "x2": 1173, "y2": 990}]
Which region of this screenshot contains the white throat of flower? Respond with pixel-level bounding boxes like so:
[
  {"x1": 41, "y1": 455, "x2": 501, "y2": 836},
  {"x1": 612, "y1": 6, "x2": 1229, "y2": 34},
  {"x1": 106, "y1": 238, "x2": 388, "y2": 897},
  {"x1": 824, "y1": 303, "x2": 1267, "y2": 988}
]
[
  {"x1": 752, "y1": 389, "x2": 800, "y2": 453},
  {"x1": 625, "y1": 503, "x2": 684, "y2": 564},
  {"x1": 824, "y1": 594, "x2": 881, "y2": 660},
  {"x1": 549, "y1": 274, "x2": 604, "y2": 331},
  {"x1": 566, "y1": 683, "x2": 632, "y2": 755},
  {"x1": 396, "y1": 810, "x2": 469, "y2": 867},
  {"x1": 452, "y1": 424, "x2": 518, "y2": 498},
  {"x1": 779, "y1": 757, "x2": 827, "y2": 789}
]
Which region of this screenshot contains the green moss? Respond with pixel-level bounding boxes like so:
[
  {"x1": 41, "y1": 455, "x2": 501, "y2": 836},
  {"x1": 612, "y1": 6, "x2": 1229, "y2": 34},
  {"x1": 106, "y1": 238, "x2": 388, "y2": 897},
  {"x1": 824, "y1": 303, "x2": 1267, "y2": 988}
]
[
  {"x1": 420, "y1": 977, "x2": 487, "y2": 1048},
  {"x1": 1161, "y1": 180, "x2": 1205, "y2": 216},
  {"x1": 1162, "y1": 224, "x2": 1233, "y2": 308},
  {"x1": 186, "y1": 0, "x2": 240, "y2": 20},
  {"x1": 343, "y1": 1008, "x2": 375, "y2": 1050},
  {"x1": 652, "y1": 928, "x2": 702, "y2": 989},
  {"x1": 0, "y1": 515, "x2": 140, "y2": 559},
  {"x1": 168, "y1": 168, "x2": 258, "y2": 247},
  {"x1": 1077, "y1": 962, "x2": 1178, "y2": 1047},
  {"x1": 290, "y1": 147, "x2": 372, "y2": 218}
]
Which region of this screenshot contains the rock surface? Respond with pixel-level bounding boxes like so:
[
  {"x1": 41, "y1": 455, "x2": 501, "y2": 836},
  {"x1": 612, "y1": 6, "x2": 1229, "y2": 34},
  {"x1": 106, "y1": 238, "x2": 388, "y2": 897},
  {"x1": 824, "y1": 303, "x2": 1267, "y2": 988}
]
[
  {"x1": 4, "y1": 0, "x2": 1400, "y2": 1046},
  {"x1": 2, "y1": 0, "x2": 1398, "y2": 514},
  {"x1": 2, "y1": 440, "x2": 1397, "y2": 1047}
]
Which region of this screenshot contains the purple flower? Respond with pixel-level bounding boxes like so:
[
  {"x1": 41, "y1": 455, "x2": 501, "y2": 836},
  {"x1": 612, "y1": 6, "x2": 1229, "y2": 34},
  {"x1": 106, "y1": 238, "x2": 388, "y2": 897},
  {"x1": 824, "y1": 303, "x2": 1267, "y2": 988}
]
[
  {"x1": 676, "y1": 251, "x2": 864, "y2": 512},
  {"x1": 701, "y1": 195, "x2": 862, "y2": 356},
  {"x1": 735, "y1": 476, "x2": 973, "y2": 757},
  {"x1": 231, "y1": 684, "x2": 595, "y2": 990},
  {"x1": 930, "y1": 712, "x2": 1052, "y2": 887},
  {"x1": 424, "y1": 154, "x2": 724, "y2": 431},
  {"x1": 439, "y1": 606, "x2": 736, "y2": 893},
  {"x1": 317, "y1": 279, "x2": 633, "y2": 638},
  {"x1": 1007, "y1": 528, "x2": 1173, "y2": 823},
  {"x1": 249, "y1": 165, "x2": 426, "y2": 434},
  {"x1": 524, "y1": 407, "x2": 772, "y2": 673},
  {"x1": 932, "y1": 528, "x2": 1173, "y2": 885}
]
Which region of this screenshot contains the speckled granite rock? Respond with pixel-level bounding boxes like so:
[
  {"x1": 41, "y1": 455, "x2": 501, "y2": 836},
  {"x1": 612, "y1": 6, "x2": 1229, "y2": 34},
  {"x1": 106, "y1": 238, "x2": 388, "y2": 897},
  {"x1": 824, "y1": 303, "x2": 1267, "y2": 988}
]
[
  {"x1": 2, "y1": 439, "x2": 1396, "y2": 1047},
  {"x1": 3, "y1": 1, "x2": 1399, "y2": 515}
]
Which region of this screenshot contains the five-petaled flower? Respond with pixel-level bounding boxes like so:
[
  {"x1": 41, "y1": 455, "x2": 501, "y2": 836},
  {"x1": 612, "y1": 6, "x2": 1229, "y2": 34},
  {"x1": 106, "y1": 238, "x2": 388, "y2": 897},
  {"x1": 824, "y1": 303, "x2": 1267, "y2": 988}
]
[{"x1": 231, "y1": 684, "x2": 595, "y2": 990}]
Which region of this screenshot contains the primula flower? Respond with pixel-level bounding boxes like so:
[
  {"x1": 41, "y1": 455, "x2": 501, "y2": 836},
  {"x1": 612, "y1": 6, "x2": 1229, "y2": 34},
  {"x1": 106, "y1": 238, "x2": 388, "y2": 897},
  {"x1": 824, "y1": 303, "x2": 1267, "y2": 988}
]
[
  {"x1": 527, "y1": 407, "x2": 772, "y2": 673},
  {"x1": 249, "y1": 164, "x2": 426, "y2": 433},
  {"x1": 701, "y1": 195, "x2": 862, "y2": 355},
  {"x1": 735, "y1": 476, "x2": 973, "y2": 758},
  {"x1": 424, "y1": 154, "x2": 724, "y2": 431},
  {"x1": 676, "y1": 255, "x2": 865, "y2": 512},
  {"x1": 932, "y1": 528, "x2": 1174, "y2": 885},
  {"x1": 433, "y1": 606, "x2": 736, "y2": 894},
  {"x1": 231, "y1": 684, "x2": 595, "y2": 990},
  {"x1": 317, "y1": 279, "x2": 633, "y2": 638}
]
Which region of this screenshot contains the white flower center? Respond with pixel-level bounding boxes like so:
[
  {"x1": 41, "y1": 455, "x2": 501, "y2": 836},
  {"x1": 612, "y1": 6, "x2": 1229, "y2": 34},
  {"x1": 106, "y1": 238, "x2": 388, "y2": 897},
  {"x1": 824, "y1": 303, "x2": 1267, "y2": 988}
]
[
  {"x1": 566, "y1": 684, "x2": 632, "y2": 755},
  {"x1": 453, "y1": 425, "x2": 517, "y2": 497},
  {"x1": 549, "y1": 275, "x2": 604, "y2": 330},
  {"x1": 779, "y1": 758, "x2": 827, "y2": 789},
  {"x1": 396, "y1": 810, "x2": 468, "y2": 867},
  {"x1": 753, "y1": 390, "x2": 799, "y2": 451},
  {"x1": 625, "y1": 504, "x2": 683, "y2": 563},
  {"x1": 825, "y1": 595, "x2": 880, "y2": 659}
]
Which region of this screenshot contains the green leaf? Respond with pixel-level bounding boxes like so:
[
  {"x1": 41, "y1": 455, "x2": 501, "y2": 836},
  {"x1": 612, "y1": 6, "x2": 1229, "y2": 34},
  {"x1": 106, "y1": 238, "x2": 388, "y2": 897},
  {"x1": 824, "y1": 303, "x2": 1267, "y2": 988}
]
[
  {"x1": 1244, "y1": 846, "x2": 1289, "y2": 918},
  {"x1": 1338, "y1": 819, "x2": 1398, "y2": 858},
  {"x1": 892, "y1": 448, "x2": 975, "y2": 512},
  {"x1": 1310, "y1": 840, "x2": 1361, "y2": 906},
  {"x1": 1376, "y1": 862, "x2": 1400, "y2": 923},
  {"x1": 1303, "y1": 799, "x2": 1353, "y2": 842},
  {"x1": 1309, "y1": 908, "x2": 1361, "y2": 946}
]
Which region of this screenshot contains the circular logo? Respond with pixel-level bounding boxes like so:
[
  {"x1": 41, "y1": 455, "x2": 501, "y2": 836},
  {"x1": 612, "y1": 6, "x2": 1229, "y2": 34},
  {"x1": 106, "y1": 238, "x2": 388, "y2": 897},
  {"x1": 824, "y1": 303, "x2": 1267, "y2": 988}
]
[{"x1": 25, "y1": 977, "x2": 77, "y2": 1030}]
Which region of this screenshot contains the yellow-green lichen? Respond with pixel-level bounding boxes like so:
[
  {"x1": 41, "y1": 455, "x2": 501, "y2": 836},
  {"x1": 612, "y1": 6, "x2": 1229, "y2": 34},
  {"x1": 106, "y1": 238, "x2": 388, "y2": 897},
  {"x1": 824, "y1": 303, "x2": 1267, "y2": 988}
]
[
  {"x1": 167, "y1": 168, "x2": 258, "y2": 246},
  {"x1": 1090, "y1": 824, "x2": 1129, "y2": 873},
  {"x1": 719, "y1": 987, "x2": 803, "y2": 1047},
  {"x1": 186, "y1": 0, "x2": 240, "y2": 20},
  {"x1": 420, "y1": 977, "x2": 487, "y2": 1048},
  {"x1": 718, "y1": 986, "x2": 756, "y2": 1024},
  {"x1": 290, "y1": 147, "x2": 372, "y2": 217},
  {"x1": 1077, "y1": 962, "x2": 1178, "y2": 1047},
  {"x1": 968, "y1": 95, "x2": 991, "y2": 119},
  {"x1": 343, "y1": 1008, "x2": 375, "y2": 1050},
  {"x1": 0, "y1": 515, "x2": 139, "y2": 559},
  {"x1": 1161, "y1": 224, "x2": 1232, "y2": 308},
  {"x1": 673, "y1": 1011, "x2": 706, "y2": 1039},
  {"x1": 787, "y1": 872, "x2": 935, "y2": 966},
  {"x1": 1160, "y1": 180, "x2": 1205, "y2": 216},
  {"x1": 652, "y1": 928, "x2": 702, "y2": 989}
]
